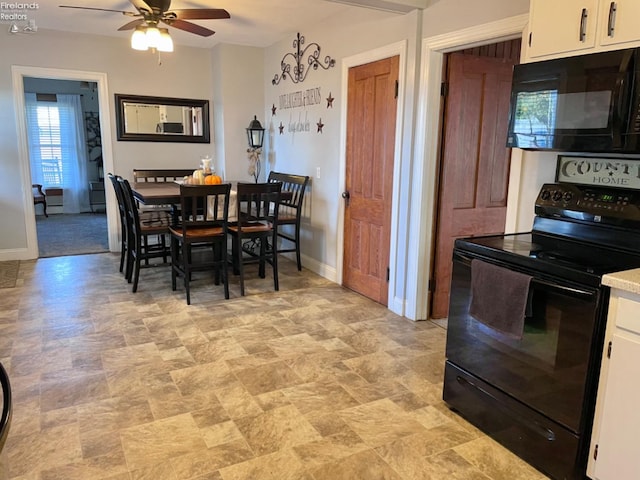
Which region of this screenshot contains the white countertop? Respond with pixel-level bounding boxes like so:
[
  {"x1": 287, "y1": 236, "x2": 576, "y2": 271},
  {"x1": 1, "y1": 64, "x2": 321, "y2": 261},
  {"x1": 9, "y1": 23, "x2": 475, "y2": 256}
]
[{"x1": 602, "y1": 269, "x2": 640, "y2": 294}]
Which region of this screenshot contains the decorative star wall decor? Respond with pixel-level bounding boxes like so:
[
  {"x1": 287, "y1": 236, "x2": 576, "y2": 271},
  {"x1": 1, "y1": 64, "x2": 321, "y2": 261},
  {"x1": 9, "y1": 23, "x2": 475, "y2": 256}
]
[
  {"x1": 317, "y1": 118, "x2": 324, "y2": 133},
  {"x1": 326, "y1": 92, "x2": 334, "y2": 108},
  {"x1": 279, "y1": 122, "x2": 285, "y2": 134},
  {"x1": 272, "y1": 104, "x2": 277, "y2": 115}
]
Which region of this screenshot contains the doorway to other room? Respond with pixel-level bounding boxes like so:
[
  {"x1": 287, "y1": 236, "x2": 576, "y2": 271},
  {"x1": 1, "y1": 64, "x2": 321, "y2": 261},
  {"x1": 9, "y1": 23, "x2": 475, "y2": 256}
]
[{"x1": 24, "y1": 77, "x2": 108, "y2": 258}]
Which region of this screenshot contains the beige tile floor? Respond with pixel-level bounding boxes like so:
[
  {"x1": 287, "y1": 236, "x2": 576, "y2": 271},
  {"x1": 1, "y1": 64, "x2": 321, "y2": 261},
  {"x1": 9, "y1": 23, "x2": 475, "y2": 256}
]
[{"x1": 0, "y1": 253, "x2": 550, "y2": 479}]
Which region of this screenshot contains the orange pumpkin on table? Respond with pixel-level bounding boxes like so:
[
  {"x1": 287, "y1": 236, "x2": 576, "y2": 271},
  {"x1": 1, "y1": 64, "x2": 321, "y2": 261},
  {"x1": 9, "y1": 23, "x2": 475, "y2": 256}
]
[{"x1": 205, "y1": 175, "x2": 223, "y2": 185}]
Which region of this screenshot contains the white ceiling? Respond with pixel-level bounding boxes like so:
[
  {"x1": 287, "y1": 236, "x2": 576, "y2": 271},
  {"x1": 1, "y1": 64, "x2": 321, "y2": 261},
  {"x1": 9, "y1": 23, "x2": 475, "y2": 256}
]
[{"x1": 12, "y1": 0, "x2": 411, "y2": 49}]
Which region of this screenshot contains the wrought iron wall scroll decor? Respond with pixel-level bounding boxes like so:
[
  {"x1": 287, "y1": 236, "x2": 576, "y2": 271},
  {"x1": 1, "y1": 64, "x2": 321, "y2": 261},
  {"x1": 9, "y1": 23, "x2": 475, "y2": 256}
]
[{"x1": 272, "y1": 32, "x2": 336, "y2": 85}]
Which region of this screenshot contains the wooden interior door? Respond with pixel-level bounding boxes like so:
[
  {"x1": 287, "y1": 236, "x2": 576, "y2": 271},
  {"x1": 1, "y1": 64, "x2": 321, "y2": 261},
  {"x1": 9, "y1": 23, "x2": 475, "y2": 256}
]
[
  {"x1": 430, "y1": 52, "x2": 517, "y2": 319},
  {"x1": 343, "y1": 56, "x2": 399, "y2": 305}
]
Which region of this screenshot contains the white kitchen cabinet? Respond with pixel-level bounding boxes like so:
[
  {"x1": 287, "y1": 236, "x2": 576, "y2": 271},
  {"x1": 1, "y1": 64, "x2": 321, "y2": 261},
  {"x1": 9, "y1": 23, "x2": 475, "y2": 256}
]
[
  {"x1": 527, "y1": 0, "x2": 599, "y2": 59},
  {"x1": 598, "y1": 1, "x2": 640, "y2": 48},
  {"x1": 588, "y1": 288, "x2": 640, "y2": 480},
  {"x1": 526, "y1": 0, "x2": 640, "y2": 61}
]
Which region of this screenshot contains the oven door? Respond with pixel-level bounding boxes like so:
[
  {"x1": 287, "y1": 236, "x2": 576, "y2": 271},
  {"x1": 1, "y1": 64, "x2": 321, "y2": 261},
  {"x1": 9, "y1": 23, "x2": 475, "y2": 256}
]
[{"x1": 445, "y1": 249, "x2": 605, "y2": 433}]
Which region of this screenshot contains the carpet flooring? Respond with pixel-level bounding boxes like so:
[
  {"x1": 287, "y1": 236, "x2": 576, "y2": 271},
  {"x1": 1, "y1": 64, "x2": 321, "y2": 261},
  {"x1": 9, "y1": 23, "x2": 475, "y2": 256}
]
[
  {"x1": 0, "y1": 260, "x2": 19, "y2": 288},
  {"x1": 36, "y1": 213, "x2": 109, "y2": 258}
]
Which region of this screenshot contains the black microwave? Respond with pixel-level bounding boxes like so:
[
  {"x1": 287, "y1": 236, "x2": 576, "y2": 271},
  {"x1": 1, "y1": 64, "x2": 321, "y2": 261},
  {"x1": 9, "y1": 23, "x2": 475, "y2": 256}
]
[{"x1": 506, "y1": 48, "x2": 640, "y2": 153}]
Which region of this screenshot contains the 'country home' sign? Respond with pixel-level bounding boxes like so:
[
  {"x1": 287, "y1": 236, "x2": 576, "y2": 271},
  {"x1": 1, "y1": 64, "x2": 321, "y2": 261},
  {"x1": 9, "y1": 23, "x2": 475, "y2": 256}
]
[{"x1": 556, "y1": 155, "x2": 640, "y2": 189}]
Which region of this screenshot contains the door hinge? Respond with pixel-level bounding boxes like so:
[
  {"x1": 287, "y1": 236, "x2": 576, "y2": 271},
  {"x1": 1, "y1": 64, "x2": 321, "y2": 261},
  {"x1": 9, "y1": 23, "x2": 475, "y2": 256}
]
[
  {"x1": 528, "y1": 32, "x2": 532, "y2": 47},
  {"x1": 607, "y1": 340, "x2": 612, "y2": 358},
  {"x1": 594, "y1": 444, "x2": 598, "y2": 460},
  {"x1": 428, "y1": 279, "x2": 435, "y2": 292},
  {"x1": 394, "y1": 80, "x2": 399, "y2": 99},
  {"x1": 440, "y1": 82, "x2": 448, "y2": 97},
  {"x1": 386, "y1": 267, "x2": 390, "y2": 282}
]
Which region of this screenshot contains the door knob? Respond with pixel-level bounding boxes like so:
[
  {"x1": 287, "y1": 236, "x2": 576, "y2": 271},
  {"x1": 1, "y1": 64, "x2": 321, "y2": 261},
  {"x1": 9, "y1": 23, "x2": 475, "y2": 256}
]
[{"x1": 342, "y1": 190, "x2": 350, "y2": 206}]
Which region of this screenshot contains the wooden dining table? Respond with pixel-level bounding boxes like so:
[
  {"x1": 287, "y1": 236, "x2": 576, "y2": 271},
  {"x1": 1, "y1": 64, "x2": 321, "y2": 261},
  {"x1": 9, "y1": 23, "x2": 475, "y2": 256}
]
[{"x1": 132, "y1": 181, "x2": 239, "y2": 222}]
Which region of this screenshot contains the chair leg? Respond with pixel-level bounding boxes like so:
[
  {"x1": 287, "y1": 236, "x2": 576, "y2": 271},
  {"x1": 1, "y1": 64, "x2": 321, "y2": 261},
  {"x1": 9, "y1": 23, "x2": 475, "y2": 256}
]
[
  {"x1": 119, "y1": 235, "x2": 126, "y2": 273},
  {"x1": 236, "y1": 236, "x2": 245, "y2": 296},
  {"x1": 259, "y1": 239, "x2": 266, "y2": 279},
  {"x1": 183, "y1": 242, "x2": 191, "y2": 305},
  {"x1": 132, "y1": 253, "x2": 141, "y2": 293},
  {"x1": 294, "y1": 225, "x2": 302, "y2": 271},
  {"x1": 171, "y1": 236, "x2": 178, "y2": 291},
  {"x1": 221, "y1": 242, "x2": 229, "y2": 300},
  {"x1": 272, "y1": 238, "x2": 279, "y2": 292},
  {"x1": 43, "y1": 201, "x2": 48, "y2": 218}
]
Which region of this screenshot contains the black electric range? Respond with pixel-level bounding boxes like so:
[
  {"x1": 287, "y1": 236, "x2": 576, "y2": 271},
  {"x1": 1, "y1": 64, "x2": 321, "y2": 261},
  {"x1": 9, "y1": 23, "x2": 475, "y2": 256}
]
[{"x1": 443, "y1": 182, "x2": 640, "y2": 480}]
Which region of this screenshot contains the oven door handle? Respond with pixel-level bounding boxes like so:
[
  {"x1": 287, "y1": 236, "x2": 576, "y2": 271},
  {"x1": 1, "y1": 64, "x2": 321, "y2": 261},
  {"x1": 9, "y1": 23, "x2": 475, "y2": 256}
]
[
  {"x1": 530, "y1": 278, "x2": 596, "y2": 299},
  {"x1": 454, "y1": 251, "x2": 597, "y2": 299}
]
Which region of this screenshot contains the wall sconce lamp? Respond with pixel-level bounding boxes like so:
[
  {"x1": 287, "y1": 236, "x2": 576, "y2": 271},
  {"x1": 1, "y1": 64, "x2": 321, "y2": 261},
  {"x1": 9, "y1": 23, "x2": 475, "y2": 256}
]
[
  {"x1": 131, "y1": 24, "x2": 174, "y2": 52},
  {"x1": 246, "y1": 115, "x2": 265, "y2": 149},
  {"x1": 246, "y1": 116, "x2": 265, "y2": 182}
]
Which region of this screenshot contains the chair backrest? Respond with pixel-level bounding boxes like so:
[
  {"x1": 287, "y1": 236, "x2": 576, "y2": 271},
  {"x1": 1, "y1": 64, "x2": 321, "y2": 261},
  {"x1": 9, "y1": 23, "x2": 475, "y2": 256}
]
[
  {"x1": 133, "y1": 169, "x2": 194, "y2": 183},
  {"x1": 0, "y1": 361, "x2": 12, "y2": 454},
  {"x1": 32, "y1": 184, "x2": 45, "y2": 202},
  {"x1": 178, "y1": 183, "x2": 231, "y2": 234},
  {"x1": 107, "y1": 173, "x2": 127, "y2": 222},
  {"x1": 117, "y1": 177, "x2": 145, "y2": 243},
  {"x1": 236, "y1": 182, "x2": 282, "y2": 230},
  {"x1": 267, "y1": 172, "x2": 309, "y2": 217}
]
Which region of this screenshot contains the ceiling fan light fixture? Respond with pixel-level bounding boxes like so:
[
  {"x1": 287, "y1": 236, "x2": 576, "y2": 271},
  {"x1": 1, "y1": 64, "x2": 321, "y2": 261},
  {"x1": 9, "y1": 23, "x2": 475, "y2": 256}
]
[
  {"x1": 157, "y1": 28, "x2": 174, "y2": 52},
  {"x1": 145, "y1": 26, "x2": 161, "y2": 48},
  {"x1": 131, "y1": 26, "x2": 148, "y2": 51}
]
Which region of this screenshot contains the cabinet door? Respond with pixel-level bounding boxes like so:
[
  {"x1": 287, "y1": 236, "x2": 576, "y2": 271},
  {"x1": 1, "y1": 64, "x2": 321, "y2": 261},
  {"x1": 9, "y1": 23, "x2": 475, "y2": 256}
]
[
  {"x1": 593, "y1": 333, "x2": 640, "y2": 479},
  {"x1": 599, "y1": 0, "x2": 640, "y2": 47},
  {"x1": 528, "y1": 0, "x2": 599, "y2": 58}
]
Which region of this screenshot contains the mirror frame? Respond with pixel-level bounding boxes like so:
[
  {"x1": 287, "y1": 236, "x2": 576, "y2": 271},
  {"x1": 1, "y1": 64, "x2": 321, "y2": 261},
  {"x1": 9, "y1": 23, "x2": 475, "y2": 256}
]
[{"x1": 115, "y1": 93, "x2": 210, "y2": 143}]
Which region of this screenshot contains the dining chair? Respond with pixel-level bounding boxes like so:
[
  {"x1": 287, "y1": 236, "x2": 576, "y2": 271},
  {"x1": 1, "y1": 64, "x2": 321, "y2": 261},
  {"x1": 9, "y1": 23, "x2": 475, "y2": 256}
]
[
  {"x1": 267, "y1": 172, "x2": 310, "y2": 271},
  {"x1": 118, "y1": 177, "x2": 172, "y2": 293},
  {"x1": 107, "y1": 173, "x2": 129, "y2": 275},
  {"x1": 133, "y1": 169, "x2": 194, "y2": 183},
  {"x1": 0, "y1": 361, "x2": 12, "y2": 454},
  {"x1": 229, "y1": 182, "x2": 282, "y2": 296},
  {"x1": 169, "y1": 183, "x2": 231, "y2": 304},
  {"x1": 32, "y1": 184, "x2": 48, "y2": 217}
]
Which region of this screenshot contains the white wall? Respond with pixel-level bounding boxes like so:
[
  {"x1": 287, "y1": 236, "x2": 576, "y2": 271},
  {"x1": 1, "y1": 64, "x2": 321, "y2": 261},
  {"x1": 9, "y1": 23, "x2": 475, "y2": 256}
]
[
  {"x1": 211, "y1": 44, "x2": 265, "y2": 182},
  {"x1": 423, "y1": 0, "x2": 530, "y2": 35}
]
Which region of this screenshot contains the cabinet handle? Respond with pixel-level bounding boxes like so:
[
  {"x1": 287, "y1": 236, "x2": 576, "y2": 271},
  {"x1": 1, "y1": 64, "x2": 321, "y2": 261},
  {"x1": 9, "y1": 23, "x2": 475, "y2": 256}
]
[
  {"x1": 607, "y1": 2, "x2": 617, "y2": 37},
  {"x1": 579, "y1": 8, "x2": 588, "y2": 42}
]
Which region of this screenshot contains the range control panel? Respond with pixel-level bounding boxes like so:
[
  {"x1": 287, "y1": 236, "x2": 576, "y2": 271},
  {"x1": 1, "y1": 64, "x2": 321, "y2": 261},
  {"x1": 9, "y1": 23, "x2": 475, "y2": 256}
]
[{"x1": 535, "y1": 183, "x2": 640, "y2": 226}]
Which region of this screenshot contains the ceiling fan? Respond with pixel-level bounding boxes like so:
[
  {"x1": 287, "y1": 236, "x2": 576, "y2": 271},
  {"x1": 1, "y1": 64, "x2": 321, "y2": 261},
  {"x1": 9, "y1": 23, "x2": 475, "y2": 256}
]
[{"x1": 59, "y1": 0, "x2": 231, "y2": 38}]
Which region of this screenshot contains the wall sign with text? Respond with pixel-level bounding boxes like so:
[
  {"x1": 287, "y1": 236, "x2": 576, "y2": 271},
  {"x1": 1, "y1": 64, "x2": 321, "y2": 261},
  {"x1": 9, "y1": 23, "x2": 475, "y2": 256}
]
[{"x1": 556, "y1": 155, "x2": 640, "y2": 190}]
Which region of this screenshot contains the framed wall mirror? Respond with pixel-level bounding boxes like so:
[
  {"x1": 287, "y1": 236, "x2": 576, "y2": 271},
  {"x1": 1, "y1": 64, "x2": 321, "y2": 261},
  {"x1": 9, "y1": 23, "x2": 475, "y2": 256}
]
[{"x1": 115, "y1": 94, "x2": 210, "y2": 143}]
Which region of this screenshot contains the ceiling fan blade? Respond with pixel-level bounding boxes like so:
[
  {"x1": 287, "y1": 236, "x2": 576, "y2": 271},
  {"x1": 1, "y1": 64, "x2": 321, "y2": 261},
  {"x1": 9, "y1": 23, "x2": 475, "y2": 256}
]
[
  {"x1": 168, "y1": 9, "x2": 230, "y2": 20},
  {"x1": 118, "y1": 19, "x2": 144, "y2": 31},
  {"x1": 59, "y1": 5, "x2": 137, "y2": 16},
  {"x1": 164, "y1": 18, "x2": 215, "y2": 37}
]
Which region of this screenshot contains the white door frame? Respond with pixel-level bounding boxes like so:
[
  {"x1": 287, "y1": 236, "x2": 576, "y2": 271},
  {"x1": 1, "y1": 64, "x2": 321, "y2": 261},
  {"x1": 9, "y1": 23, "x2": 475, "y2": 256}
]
[
  {"x1": 337, "y1": 40, "x2": 407, "y2": 313},
  {"x1": 404, "y1": 14, "x2": 529, "y2": 320},
  {"x1": 12, "y1": 66, "x2": 117, "y2": 259}
]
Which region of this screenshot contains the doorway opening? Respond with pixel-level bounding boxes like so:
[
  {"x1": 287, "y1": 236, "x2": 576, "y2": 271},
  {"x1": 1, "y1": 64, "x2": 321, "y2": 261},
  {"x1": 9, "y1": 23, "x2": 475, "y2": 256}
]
[
  {"x1": 12, "y1": 65, "x2": 116, "y2": 260},
  {"x1": 25, "y1": 77, "x2": 108, "y2": 257},
  {"x1": 430, "y1": 38, "x2": 522, "y2": 322}
]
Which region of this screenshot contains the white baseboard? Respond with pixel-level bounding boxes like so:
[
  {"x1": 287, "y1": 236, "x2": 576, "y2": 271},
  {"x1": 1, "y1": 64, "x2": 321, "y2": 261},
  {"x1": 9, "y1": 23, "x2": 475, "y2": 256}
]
[
  {"x1": 280, "y1": 252, "x2": 338, "y2": 284},
  {"x1": 0, "y1": 248, "x2": 32, "y2": 261}
]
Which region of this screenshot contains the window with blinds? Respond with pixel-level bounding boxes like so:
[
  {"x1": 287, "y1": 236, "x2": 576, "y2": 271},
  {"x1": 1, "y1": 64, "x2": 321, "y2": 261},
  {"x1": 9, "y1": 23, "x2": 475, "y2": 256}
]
[{"x1": 34, "y1": 103, "x2": 64, "y2": 185}]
